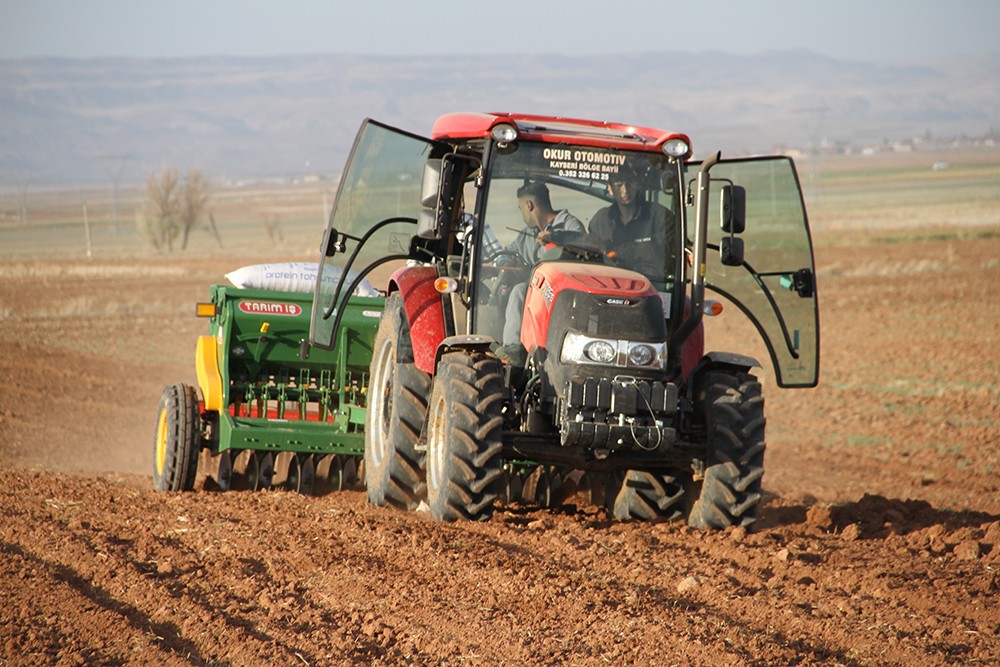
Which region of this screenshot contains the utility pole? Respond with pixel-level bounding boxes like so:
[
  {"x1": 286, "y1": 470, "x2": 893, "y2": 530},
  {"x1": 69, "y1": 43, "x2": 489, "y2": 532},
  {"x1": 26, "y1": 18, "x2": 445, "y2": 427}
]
[
  {"x1": 98, "y1": 154, "x2": 130, "y2": 234},
  {"x1": 15, "y1": 172, "x2": 31, "y2": 226}
]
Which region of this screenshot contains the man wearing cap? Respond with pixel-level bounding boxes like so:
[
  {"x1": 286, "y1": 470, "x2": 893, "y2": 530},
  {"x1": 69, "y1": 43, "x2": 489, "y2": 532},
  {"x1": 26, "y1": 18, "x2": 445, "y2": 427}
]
[{"x1": 588, "y1": 162, "x2": 677, "y2": 281}]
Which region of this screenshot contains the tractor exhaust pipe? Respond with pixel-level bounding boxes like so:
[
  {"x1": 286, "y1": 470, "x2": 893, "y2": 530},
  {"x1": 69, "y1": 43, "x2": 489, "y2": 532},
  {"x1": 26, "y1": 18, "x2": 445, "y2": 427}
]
[{"x1": 671, "y1": 151, "x2": 720, "y2": 363}]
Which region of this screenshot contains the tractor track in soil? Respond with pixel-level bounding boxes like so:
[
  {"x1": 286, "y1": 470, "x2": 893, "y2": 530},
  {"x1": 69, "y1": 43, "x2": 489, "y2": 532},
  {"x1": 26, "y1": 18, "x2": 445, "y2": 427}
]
[{"x1": 1, "y1": 233, "x2": 998, "y2": 665}]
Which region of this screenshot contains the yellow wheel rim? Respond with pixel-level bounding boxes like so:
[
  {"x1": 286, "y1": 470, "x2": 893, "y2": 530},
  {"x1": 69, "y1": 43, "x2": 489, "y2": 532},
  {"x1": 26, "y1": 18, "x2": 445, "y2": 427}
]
[{"x1": 155, "y1": 408, "x2": 168, "y2": 477}]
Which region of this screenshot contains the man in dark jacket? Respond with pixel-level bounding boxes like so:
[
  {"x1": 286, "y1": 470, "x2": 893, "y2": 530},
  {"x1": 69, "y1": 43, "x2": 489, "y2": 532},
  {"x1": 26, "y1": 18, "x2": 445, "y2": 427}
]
[{"x1": 588, "y1": 162, "x2": 677, "y2": 283}]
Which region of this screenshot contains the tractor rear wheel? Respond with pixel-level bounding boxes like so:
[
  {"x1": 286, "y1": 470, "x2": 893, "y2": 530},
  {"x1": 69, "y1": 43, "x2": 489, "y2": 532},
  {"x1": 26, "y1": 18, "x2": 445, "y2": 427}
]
[
  {"x1": 426, "y1": 350, "x2": 504, "y2": 521},
  {"x1": 365, "y1": 293, "x2": 431, "y2": 509},
  {"x1": 153, "y1": 383, "x2": 202, "y2": 492},
  {"x1": 687, "y1": 370, "x2": 766, "y2": 529},
  {"x1": 605, "y1": 469, "x2": 687, "y2": 520}
]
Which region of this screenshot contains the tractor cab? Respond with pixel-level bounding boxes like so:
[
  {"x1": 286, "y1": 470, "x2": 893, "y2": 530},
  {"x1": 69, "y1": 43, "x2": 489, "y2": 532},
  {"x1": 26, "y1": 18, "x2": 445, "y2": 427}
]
[{"x1": 310, "y1": 113, "x2": 817, "y2": 389}]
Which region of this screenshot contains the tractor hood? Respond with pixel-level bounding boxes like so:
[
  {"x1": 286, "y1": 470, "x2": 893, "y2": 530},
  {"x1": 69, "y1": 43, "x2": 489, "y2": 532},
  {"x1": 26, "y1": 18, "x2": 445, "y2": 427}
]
[{"x1": 521, "y1": 261, "x2": 662, "y2": 352}]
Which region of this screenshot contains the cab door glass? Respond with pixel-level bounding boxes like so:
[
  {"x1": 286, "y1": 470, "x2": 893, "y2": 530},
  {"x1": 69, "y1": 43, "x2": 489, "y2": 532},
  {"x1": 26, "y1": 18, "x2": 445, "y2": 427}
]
[
  {"x1": 689, "y1": 156, "x2": 820, "y2": 387},
  {"x1": 310, "y1": 120, "x2": 438, "y2": 349}
]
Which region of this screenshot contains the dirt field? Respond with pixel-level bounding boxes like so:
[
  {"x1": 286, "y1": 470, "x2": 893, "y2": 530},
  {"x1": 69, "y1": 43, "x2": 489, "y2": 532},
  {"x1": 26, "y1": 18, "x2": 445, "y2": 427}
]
[{"x1": 2, "y1": 152, "x2": 999, "y2": 665}]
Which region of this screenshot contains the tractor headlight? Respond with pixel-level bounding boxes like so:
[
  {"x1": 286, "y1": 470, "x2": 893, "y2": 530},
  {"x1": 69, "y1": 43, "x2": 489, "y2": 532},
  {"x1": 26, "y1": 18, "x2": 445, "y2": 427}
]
[
  {"x1": 584, "y1": 340, "x2": 616, "y2": 364},
  {"x1": 491, "y1": 123, "x2": 519, "y2": 143},
  {"x1": 561, "y1": 332, "x2": 665, "y2": 369},
  {"x1": 627, "y1": 343, "x2": 656, "y2": 366},
  {"x1": 662, "y1": 137, "x2": 691, "y2": 159}
]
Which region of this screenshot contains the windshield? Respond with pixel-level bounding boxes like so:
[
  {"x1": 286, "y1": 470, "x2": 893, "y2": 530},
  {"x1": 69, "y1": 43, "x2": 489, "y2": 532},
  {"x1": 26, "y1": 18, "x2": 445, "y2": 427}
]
[
  {"x1": 472, "y1": 142, "x2": 682, "y2": 345},
  {"x1": 692, "y1": 156, "x2": 820, "y2": 388},
  {"x1": 310, "y1": 120, "x2": 438, "y2": 349}
]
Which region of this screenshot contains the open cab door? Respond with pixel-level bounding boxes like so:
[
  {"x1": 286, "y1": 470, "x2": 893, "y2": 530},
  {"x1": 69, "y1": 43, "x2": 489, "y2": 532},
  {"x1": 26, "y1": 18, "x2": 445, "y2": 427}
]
[
  {"x1": 309, "y1": 120, "x2": 447, "y2": 350},
  {"x1": 691, "y1": 156, "x2": 820, "y2": 388}
]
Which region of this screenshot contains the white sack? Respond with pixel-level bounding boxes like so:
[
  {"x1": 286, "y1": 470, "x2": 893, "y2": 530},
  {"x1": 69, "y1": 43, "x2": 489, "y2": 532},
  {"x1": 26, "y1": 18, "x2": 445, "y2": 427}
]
[{"x1": 225, "y1": 262, "x2": 379, "y2": 297}]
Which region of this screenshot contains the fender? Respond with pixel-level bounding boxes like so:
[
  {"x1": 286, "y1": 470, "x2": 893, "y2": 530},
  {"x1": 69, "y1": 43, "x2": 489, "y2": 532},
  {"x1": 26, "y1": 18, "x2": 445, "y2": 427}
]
[
  {"x1": 390, "y1": 265, "x2": 447, "y2": 374},
  {"x1": 434, "y1": 334, "x2": 495, "y2": 368},
  {"x1": 688, "y1": 350, "x2": 761, "y2": 392},
  {"x1": 195, "y1": 335, "x2": 224, "y2": 412}
]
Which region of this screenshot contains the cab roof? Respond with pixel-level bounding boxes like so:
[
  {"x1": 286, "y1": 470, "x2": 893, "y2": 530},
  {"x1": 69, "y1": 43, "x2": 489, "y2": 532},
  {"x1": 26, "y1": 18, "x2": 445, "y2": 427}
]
[{"x1": 431, "y1": 112, "x2": 691, "y2": 155}]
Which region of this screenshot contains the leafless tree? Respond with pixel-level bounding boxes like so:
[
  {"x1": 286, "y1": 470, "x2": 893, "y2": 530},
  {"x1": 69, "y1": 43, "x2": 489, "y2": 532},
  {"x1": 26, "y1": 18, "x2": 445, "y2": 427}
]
[
  {"x1": 136, "y1": 166, "x2": 214, "y2": 252},
  {"x1": 178, "y1": 167, "x2": 210, "y2": 250}
]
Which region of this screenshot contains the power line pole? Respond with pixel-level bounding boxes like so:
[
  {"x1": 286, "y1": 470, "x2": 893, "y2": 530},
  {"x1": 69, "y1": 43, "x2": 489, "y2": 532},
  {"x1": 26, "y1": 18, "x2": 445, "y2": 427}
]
[
  {"x1": 15, "y1": 172, "x2": 31, "y2": 226},
  {"x1": 98, "y1": 154, "x2": 130, "y2": 234}
]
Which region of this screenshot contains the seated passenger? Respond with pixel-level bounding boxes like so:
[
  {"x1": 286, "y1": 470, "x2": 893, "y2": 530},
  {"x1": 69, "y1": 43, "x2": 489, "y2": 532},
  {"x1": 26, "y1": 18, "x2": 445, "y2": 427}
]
[
  {"x1": 499, "y1": 181, "x2": 584, "y2": 362},
  {"x1": 505, "y1": 181, "x2": 585, "y2": 265}
]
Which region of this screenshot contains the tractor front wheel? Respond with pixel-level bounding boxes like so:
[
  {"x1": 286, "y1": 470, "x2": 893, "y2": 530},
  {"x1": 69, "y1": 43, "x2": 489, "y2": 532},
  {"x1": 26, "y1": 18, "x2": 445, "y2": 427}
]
[
  {"x1": 426, "y1": 350, "x2": 504, "y2": 521},
  {"x1": 153, "y1": 383, "x2": 202, "y2": 492},
  {"x1": 687, "y1": 370, "x2": 766, "y2": 529},
  {"x1": 365, "y1": 293, "x2": 431, "y2": 509}
]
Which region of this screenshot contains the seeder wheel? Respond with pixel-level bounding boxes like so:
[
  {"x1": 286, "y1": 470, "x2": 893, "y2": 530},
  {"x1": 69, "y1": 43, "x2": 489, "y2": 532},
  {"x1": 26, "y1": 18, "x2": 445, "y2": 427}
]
[{"x1": 153, "y1": 384, "x2": 202, "y2": 492}]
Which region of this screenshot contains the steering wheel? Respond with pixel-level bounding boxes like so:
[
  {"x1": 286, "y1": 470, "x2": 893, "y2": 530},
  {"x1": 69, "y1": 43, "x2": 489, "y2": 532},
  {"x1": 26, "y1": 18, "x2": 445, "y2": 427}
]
[
  {"x1": 485, "y1": 249, "x2": 527, "y2": 268},
  {"x1": 541, "y1": 230, "x2": 610, "y2": 263}
]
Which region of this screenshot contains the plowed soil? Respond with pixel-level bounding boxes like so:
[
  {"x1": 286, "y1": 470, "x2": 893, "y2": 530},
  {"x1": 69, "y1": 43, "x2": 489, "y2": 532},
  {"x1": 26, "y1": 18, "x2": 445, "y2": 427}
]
[{"x1": 1, "y1": 229, "x2": 999, "y2": 666}]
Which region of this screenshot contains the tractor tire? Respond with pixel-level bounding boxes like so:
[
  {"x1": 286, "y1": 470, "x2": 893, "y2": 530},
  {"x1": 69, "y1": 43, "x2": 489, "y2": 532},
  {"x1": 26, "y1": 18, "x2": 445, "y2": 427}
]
[
  {"x1": 687, "y1": 370, "x2": 766, "y2": 529},
  {"x1": 365, "y1": 293, "x2": 431, "y2": 509},
  {"x1": 153, "y1": 383, "x2": 202, "y2": 492},
  {"x1": 426, "y1": 350, "x2": 504, "y2": 522},
  {"x1": 605, "y1": 469, "x2": 686, "y2": 521}
]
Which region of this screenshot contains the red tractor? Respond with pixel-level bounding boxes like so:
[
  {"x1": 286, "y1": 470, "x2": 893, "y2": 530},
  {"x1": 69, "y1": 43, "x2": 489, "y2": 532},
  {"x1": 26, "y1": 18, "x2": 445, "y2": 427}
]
[{"x1": 309, "y1": 113, "x2": 819, "y2": 528}]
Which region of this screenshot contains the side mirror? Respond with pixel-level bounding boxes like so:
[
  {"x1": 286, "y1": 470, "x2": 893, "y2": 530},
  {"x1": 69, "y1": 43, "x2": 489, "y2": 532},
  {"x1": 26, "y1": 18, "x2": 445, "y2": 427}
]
[
  {"x1": 420, "y1": 159, "x2": 443, "y2": 208},
  {"x1": 416, "y1": 155, "x2": 461, "y2": 240},
  {"x1": 721, "y1": 236, "x2": 744, "y2": 266},
  {"x1": 720, "y1": 185, "x2": 746, "y2": 234}
]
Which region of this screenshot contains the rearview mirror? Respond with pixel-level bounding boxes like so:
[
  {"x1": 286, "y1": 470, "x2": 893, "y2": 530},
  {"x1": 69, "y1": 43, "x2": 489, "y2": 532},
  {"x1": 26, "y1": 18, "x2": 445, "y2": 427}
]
[
  {"x1": 720, "y1": 185, "x2": 746, "y2": 234},
  {"x1": 417, "y1": 156, "x2": 462, "y2": 240},
  {"x1": 420, "y1": 159, "x2": 443, "y2": 208},
  {"x1": 721, "y1": 236, "x2": 744, "y2": 266}
]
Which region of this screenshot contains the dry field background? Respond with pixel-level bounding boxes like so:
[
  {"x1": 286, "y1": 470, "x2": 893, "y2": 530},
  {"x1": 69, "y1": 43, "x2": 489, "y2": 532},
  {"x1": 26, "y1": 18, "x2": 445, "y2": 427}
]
[{"x1": 1, "y1": 147, "x2": 999, "y2": 666}]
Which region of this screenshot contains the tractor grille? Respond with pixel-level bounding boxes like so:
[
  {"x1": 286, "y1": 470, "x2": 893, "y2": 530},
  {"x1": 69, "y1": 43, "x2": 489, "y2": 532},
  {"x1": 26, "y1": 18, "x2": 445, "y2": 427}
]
[{"x1": 559, "y1": 377, "x2": 678, "y2": 451}]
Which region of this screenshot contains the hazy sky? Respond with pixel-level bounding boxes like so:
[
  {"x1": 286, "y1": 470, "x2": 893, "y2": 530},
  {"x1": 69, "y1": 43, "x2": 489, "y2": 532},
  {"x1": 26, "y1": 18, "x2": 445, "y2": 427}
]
[{"x1": 2, "y1": 0, "x2": 998, "y2": 63}]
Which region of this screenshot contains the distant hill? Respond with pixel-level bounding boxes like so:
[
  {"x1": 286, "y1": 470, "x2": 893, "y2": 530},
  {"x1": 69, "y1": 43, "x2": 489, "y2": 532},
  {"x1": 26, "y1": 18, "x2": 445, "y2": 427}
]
[{"x1": 1, "y1": 50, "x2": 996, "y2": 185}]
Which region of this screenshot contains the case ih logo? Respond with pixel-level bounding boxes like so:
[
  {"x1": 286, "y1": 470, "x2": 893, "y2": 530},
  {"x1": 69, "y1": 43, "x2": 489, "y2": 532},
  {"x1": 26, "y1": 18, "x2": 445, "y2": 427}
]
[
  {"x1": 238, "y1": 301, "x2": 302, "y2": 316},
  {"x1": 605, "y1": 297, "x2": 633, "y2": 306}
]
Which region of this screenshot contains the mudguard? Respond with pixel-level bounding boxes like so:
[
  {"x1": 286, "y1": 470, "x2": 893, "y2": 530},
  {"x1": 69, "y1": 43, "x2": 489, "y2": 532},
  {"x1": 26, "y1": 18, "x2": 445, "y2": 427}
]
[
  {"x1": 434, "y1": 335, "x2": 495, "y2": 367},
  {"x1": 390, "y1": 265, "x2": 447, "y2": 374},
  {"x1": 688, "y1": 351, "x2": 761, "y2": 392},
  {"x1": 195, "y1": 335, "x2": 224, "y2": 412}
]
